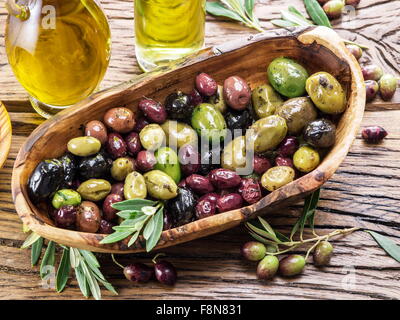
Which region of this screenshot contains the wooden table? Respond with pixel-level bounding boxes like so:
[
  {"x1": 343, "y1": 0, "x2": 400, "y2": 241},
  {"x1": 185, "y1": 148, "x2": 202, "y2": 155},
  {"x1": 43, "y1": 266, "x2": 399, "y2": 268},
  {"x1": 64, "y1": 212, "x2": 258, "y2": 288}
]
[{"x1": 0, "y1": 0, "x2": 399, "y2": 300}]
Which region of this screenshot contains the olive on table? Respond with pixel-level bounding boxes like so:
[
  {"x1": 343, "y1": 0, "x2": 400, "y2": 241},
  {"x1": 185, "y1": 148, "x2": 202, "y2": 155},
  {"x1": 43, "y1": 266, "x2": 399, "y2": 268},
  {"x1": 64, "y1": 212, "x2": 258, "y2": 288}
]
[
  {"x1": 165, "y1": 91, "x2": 194, "y2": 120},
  {"x1": 59, "y1": 153, "x2": 77, "y2": 187},
  {"x1": 216, "y1": 193, "x2": 243, "y2": 213},
  {"x1": 139, "y1": 124, "x2": 166, "y2": 151},
  {"x1": 223, "y1": 76, "x2": 251, "y2": 111},
  {"x1": 362, "y1": 64, "x2": 383, "y2": 81},
  {"x1": 242, "y1": 241, "x2": 267, "y2": 261},
  {"x1": 136, "y1": 150, "x2": 157, "y2": 172},
  {"x1": 98, "y1": 219, "x2": 115, "y2": 234},
  {"x1": 247, "y1": 115, "x2": 288, "y2": 153},
  {"x1": 346, "y1": 44, "x2": 362, "y2": 60},
  {"x1": 77, "y1": 179, "x2": 111, "y2": 201},
  {"x1": 125, "y1": 132, "x2": 142, "y2": 156},
  {"x1": 261, "y1": 166, "x2": 295, "y2": 192},
  {"x1": 238, "y1": 178, "x2": 262, "y2": 204},
  {"x1": 144, "y1": 170, "x2": 178, "y2": 200},
  {"x1": 208, "y1": 85, "x2": 227, "y2": 114},
  {"x1": 78, "y1": 151, "x2": 112, "y2": 180},
  {"x1": 191, "y1": 103, "x2": 227, "y2": 142},
  {"x1": 186, "y1": 174, "x2": 215, "y2": 194},
  {"x1": 54, "y1": 205, "x2": 77, "y2": 229},
  {"x1": 154, "y1": 147, "x2": 182, "y2": 183},
  {"x1": 103, "y1": 194, "x2": 123, "y2": 221},
  {"x1": 85, "y1": 120, "x2": 108, "y2": 145},
  {"x1": 111, "y1": 157, "x2": 135, "y2": 181},
  {"x1": 304, "y1": 119, "x2": 337, "y2": 148},
  {"x1": 277, "y1": 136, "x2": 299, "y2": 157},
  {"x1": 251, "y1": 84, "x2": 283, "y2": 118},
  {"x1": 160, "y1": 120, "x2": 198, "y2": 148},
  {"x1": 154, "y1": 259, "x2": 177, "y2": 286},
  {"x1": 253, "y1": 155, "x2": 272, "y2": 175},
  {"x1": 103, "y1": 107, "x2": 135, "y2": 133},
  {"x1": 379, "y1": 74, "x2": 398, "y2": 101},
  {"x1": 76, "y1": 201, "x2": 101, "y2": 233},
  {"x1": 124, "y1": 263, "x2": 154, "y2": 283},
  {"x1": 279, "y1": 254, "x2": 306, "y2": 277},
  {"x1": 365, "y1": 80, "x2": 379, "y2": 102},
  {"x1": 133, "y1": 117, "x2": 150, "y2": 133},
  {"x1": 267, "y1": 57, "x2": 309, "y2": 98},
  {"x1": 257, "y1": 255, "x2": 279, "y2": 280},
  {"x1": 361, "y1": 126, "x2": 388, "y2": 143},
  {"x1": 209, "y1": 168, "x2": 241, "y2": 189},
  {"x1": 195, "y1": 198, "x2": 217, "y2": 220},
  {"x1": 221, "y1": 136, "x2": 247, "y2": 171},
  {"x1": 313, "y1": 241, "x2": 334, "y2": 267},
  {"x1": 106, "y1": 133, "x2": 128, "y2": 159},
  {"x1": 293, "y1": 146, "x2": 320, "y2": 173},
  {"x1": 67, "y1": 136, "x2": 101, "y2": 157},
  {"x1": 275, "y1": 156, "x2": 294, "y2": 168},
  {"x1": 189, "y1": 88, "x2": 203, "y2": 107},
  {"x1": 28, "y1": 159, "x2": 64, "y2": 202},
  {"x1": 323, "y1": 0, "x2": 344, "y2": 19},
  {"x1": 178, "y1": 144, "x2": 200, "y2": 176},
  {"x1": 124, "y1": 171, "x2": 147, "y2": 200},
  {"x1": 138, "y1": 98, "x2": 167, "y2": 124},
  {"x1": 225, "y1": 109, "x2": 253, "y2": 134},
  {"x1": 110, "y1": 182, "x2": 125, "y2": 198},
  {"x1": 196, "y1": 72, "x2": 218, "y2": 97},
  {"x1": 52, "y1": 189, "x2": 81, "y2": 209},
  {"x1": 166, "y1": 188, "x2": 196, "y2": 226},
  {"x1": 275, "y1": 97, "x2": 318, "y2": 135},
  {"x1": 306, "y1": 72, "x2": 347, "y2": 114}
]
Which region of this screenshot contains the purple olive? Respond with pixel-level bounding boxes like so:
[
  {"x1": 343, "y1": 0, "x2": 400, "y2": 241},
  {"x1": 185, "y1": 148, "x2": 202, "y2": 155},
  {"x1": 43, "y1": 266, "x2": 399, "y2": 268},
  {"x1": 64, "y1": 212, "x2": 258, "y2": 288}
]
[
  {"x1": 186, "y1": 174, "x2": 214, "y2": 194},
  {"x1": 124, "y1": 263, "x2": 154, "y2": 283},
  {"x1": 110, "y1": 182, "x2": 125, "y2": 198},
  {"x1": 198, "y1": 192, "x2": 220, "y2": 204},
  {"x1": 189, "y1": 88, "x2": 203, "y2": 106},
  {"x1": 275, "y1": 156, "x2": 294, "y2": 168},
  {"x1": 133, "y1": 117, "x2": 150, "y2": 133},
  {"x1": 85, "y1": 120, "x2": 108, "y2": 145},
  {"x1": 365, "y1": 80, "x2": 379, "y2": 102},
  {"x1": 98, "y1": 219, "x2": 115, "y2": 234},
  {"x1": 54, "y1": 205, "x2": 77, "y2": 229},
  {"x1": 346, "y1": 44, "x2": 362, "y2": 60},
  {"x1": 361, "y1": 126, "x2": 388, "y2": 143},
  {"x1": 216, "y1": 193, "x2": 243, "y2": 213},
  {"x1": 179, "y1": 144, "x2": 200, "y2": 176},
  {"x1": 195, "y1": 199, "x2": 217, "y2": 220},
  {"x1": 102, "y1": 194, "x2": 123, "y2": 221},
  {"x1": 125, "y1": 132, "x2": 142, "y2": 156},
  {"x1": 196, "y1": 72, "x2": 218, "y2": 97},
  {"x1": 154, "y1": 260, "x2": 177, "y2": 286},
  {"x1": 106, "y1": 133, "x2": 127, "y2": 159},
  {"x1": 238, "y1": 178, "x2": 262, "y2": 204},
  {"x1": 136, "y1": 150, "x2": 156, "y2": 172},
  {"x1": 223, "y1": 76, "x2": 251, "y2": 110},
  {"x1": 253, "y1": 156, "x2": 272, "y2": 175},
  {"x1": 362, "y1": 64, "x2": 384, "y2": 81},
  {"x1": 209, "y1": 168, "x2": 241, "y2": 189},
  {"x1": 323, "y1": 0, "x2": 344, "y2": 19},
  {"x1": 138, "y1": 98, "x2": 167, "y2": 124},
  {"x1": 277, "y1": 136, "x2": 299, "y2": 157}
]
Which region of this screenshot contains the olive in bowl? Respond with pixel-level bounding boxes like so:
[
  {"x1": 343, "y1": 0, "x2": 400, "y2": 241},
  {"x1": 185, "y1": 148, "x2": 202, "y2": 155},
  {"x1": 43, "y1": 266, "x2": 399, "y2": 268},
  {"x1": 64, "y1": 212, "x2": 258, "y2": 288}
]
[{"x1": 304, "y1": 119, "x2": 337, "y2": 148}]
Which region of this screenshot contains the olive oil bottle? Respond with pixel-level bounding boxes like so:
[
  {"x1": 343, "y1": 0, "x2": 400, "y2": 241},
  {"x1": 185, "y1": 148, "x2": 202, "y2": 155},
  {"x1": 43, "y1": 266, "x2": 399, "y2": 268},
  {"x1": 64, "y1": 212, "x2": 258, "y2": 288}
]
[
  {"x1": 134, "y1": 0, "x2": 206, "y2": 71},
  {"x1": 5, "y1": 0, "x2": 111, "y2": 118}
]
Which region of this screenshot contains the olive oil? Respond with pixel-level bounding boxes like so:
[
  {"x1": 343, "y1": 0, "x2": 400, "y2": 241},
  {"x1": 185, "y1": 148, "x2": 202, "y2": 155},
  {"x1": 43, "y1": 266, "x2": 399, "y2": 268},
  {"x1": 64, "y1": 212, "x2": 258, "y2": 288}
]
[
  {"x1": 134, "y1": 0, "x2": 206, "y2": 71},
  {"x1": 5, "y1": 0, "x2": 111, "y2": 110}
]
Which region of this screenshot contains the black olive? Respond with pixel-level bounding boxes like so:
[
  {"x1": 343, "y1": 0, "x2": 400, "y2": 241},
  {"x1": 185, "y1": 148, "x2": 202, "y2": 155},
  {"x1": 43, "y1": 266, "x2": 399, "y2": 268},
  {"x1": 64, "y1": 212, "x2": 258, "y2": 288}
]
[
  {"x1": 28, "y1": 159, "x2": 64, "y2": 202},
  {"x1": 78, "y1": 151, "x2": 112, "y2": 180},
  {"x1": 225, "y1": 109, "x2": 252, "y2": 134},
  {"x1": 164, "y1": 91, "x2": 194, "y2": 121},
  {"x1": 198, "y1": 149, "x2": 220, "y2": 175},
  {"x1": 303, "y1": 119, "x2": 336, "y2": 148},
  {"x1": 166, "y1": 188, "x2": 197, "y2": 227},
  {"x1": 59, "y1": 153, "x2": 77, "y2": 188}
]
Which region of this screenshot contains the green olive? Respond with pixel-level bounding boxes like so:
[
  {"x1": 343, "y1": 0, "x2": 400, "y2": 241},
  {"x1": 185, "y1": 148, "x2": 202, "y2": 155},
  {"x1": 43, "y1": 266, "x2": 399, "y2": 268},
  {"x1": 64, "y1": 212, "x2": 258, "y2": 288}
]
[
  {"x1": 257, "y1": 255, "x2": 279, "y2": 280},
  {"x1": 251, "y1": 84, "x2": 283, "y2": 119},
  {"x1": 67, "y1": 136, "x2": 101, "y2": 157},
  {"x1": 293, "y1": 146, "x2": 320, "y2": 173},
  {"x1": 247, "y1": 115, "x2": 288, "y2": 153},
  {"x1": 160, "y1": 120, "x2": 198, "y2": 148},
  {"x1": 275, "y1": 97, "x2": 318, "y2": 135},
  {"x1": 267, "y1": 57, "x2": 309, "y2": 98},
  {"x1": 191, "y1": 103, "x2": 227, "y2": 142},
  {"x1": 111, "y1": 157, "x2": 135, "y2": 181},
  {"x1": 222, "y1": 136, "x2": 247, "y2": 171},
  {"x1": 242, "y1": 241, "x2": 267, "y2": 261},
  {"x1": 139, "y1": 124, "x2": 166, "y2": 151},
  {"x1": 144, "y1": 170, "x2": 178, "y2": 200},
  {"x1": 306, "y1": 72, "x2": 347, "y2": 114},
  {"x1": 313, "y1": 241, "x2": 334, "y2": 267},
  {"x1": 124, "y1": 171, "x2": 147, "y2": 199},
  {"x1": 52, "y1": 189, "x2": 81, "y2": 209},
  {"x1": 77, "y1": 179, "x2": 111, "y2": 201},
  {"x1": 261, "y1": 166, "x2": 295, "y2": 192},
  {"x1": 279, "y1": 254, "x2": 306, "y2": 277},
  {"x1": 154, "y1": 147, "x2": 182, "y2": 183},
  {"x1": 209, "y1": 85, "x2": 227, "y2": 114}
]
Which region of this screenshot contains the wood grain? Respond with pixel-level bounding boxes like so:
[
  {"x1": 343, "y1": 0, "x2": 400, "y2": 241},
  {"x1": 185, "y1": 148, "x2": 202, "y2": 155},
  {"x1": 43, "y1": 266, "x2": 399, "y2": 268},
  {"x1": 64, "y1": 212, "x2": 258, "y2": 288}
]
[{"x1": 0, "y1": 0, "x2": 399, "y2": 300}]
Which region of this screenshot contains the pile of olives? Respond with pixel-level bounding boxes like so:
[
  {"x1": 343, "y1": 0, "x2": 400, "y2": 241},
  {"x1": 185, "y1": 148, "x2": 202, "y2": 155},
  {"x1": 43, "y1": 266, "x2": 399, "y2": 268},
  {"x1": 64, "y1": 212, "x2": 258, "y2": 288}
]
[{"x1": 28, "y1": 57, "x2": 347, "y2": 235}]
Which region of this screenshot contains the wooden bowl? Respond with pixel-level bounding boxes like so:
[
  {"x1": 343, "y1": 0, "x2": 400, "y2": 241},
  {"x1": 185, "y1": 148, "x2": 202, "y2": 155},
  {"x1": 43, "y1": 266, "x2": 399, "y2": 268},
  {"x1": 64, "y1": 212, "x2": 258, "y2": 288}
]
[
  {"x1": 12, "y1": 27, "x2": 365, "y2": 253},
  {"x1": 0, "y1": 102, "x2": 12, "y2": 169}
]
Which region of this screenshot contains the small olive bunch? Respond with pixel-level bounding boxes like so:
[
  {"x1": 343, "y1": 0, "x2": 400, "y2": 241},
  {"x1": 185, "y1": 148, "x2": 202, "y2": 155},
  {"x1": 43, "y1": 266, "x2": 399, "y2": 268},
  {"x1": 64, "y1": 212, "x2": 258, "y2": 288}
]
[
  {"x1": 319, "y1": 0, "x2": 361, "y2": 19},
  {"x1": 241, "y1": 240, "x2": 334, "y2": 280}
]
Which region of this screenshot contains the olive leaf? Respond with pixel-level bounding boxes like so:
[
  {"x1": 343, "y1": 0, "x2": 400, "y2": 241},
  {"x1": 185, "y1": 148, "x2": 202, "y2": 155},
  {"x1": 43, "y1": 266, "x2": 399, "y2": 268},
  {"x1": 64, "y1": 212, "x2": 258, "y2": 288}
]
[
  {"x1": 270, "y1": 19, "x2": 298, "y2": 28},
  {"x1": 40, "y1": 241, "x2": 56, "y2": 279},
  {"x1": 31, "y1": 236, "x2": 44, "y2": 266},
  {"x1": 146, "y1": 208, "x2": 164, "y2": 252},
  {"x1": 281, "y1": 10, "x2": 314, "y2": 26},
  {"x1": 21, "y1": 232, "x2": 41, "y2": 249},
  {"x1": 367, "y1": 231, "x2": 400, "y2": 263},
  {"x1": 75, "y1": 265, "x2": 90, "y2": 298},
  {"x1": 56, "y1": 248, "x2": 71, "y2": 293},
  {"x1": 304, "y1": 0, "x2": 332, "y2": 28},
  {"x1": 111, "y1": 199, "x2": 157, "y2": 211}
]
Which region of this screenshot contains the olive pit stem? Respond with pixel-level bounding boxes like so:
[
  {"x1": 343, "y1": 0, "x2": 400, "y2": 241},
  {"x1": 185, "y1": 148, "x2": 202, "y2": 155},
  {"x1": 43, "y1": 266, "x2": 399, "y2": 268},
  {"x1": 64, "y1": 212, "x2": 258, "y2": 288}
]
[
  {"x1": 111, "y1": 254, "x2": 125, "y2": 269},
  {"x1": 152, "y1": 253, "x2": 166, "y2": 264}
]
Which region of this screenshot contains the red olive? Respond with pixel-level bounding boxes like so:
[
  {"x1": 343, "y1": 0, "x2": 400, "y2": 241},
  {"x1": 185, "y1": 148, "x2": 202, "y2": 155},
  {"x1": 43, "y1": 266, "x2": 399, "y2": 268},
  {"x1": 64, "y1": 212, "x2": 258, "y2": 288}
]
[
  {"x1": 361, "y1": 126, "x2": 388, "y2": 143},
  {"x1": 277, "y1": 136, "x2": 299, "y2": 157},
  {"x1": 76, "y1": 201, "x2": 101, "y2": 233},
  {"x1": 138, "y1": 98, "x2": 167, "y2": 124},
  {"x1": 209, "y1": 168, "x2": 241, "y2": 189},
  {"x1": 179, "y1": 144, "x2": 200, "y2": 176},
  {"x1": 102, "y1": 194, "x2": 123, "y2": 221},
  {"x1": 125, "y1": 132, "x2": 142, "y2": 156},
  {"x1": 189, "y1": 88, "x2": 203, "y2": 106},
  {"x1": 186, "y1": 174, "x2": 215, "y2": 194},
  {"x1": 110, "y1": 183, "x2": 124, "y2": 198},
  {"x1": 275, "y1": 156, "x2": 294, "y2": 168},
  {"x1": 136, "y1": 150, "x2": 156, "y2": 172},
  {"x1": 253, "y1": 156, "x2": 272, "y2": 175},
  {"x1": 154, "y1": 260, "x2": 177, "y2": 286},
  {"x1": 103, "y1": 107, "x2": 135, "y2": 133},
  {"x1": 98, "y1": 219, "x2": 115, "y2": 234},
  {"x1": 238, "y1": 178, "x2": 262, "y2": 204},
  {"x1": 223, "y1": 76, "x2": 251, "y2": 110},
  {"x1": 216, "y1": 193, "x2": 243, "y2": 213},
  {"x1": 133, "y1": 117, "x2": 150, "y2": 133},
  {"x1": 106, "y1": 133, "x2": 127, "y2": 159},
  {"x1": 85, "y1": 120, "x2": 108, "y2": 145},
  {"x1": 54, "y1": 205, "x2": 77, "y2": 229},
  {"x1": 195, "y1": 199, "x2": 217, "y2": 220},
  {"x1": 196, "y1": 72, "x2": 218, "y2": 97},
  {"x1": 198, "y1": 192, "x2": 220, "y2": 204},
  {"x1": 124, "y1": 263, "x2": 154, "y2": 283}
]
